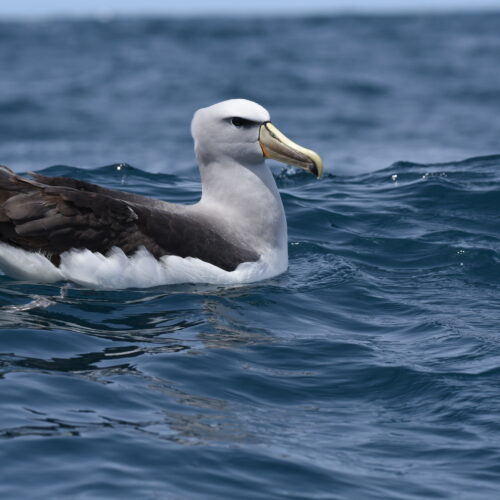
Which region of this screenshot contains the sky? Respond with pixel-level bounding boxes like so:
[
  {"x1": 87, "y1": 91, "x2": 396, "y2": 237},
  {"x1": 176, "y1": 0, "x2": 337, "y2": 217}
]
[{"x1": 1, "y1": 0, "x2": 500, "y2": 18}]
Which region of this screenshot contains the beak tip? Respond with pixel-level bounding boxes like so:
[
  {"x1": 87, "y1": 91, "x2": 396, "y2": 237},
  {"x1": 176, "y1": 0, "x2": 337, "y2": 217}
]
[{"x1": 310, "y1": 159, "x2": 324, "y2": 179}]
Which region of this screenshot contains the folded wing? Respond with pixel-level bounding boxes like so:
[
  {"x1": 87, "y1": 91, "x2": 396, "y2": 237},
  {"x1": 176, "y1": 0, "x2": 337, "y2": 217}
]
[{"x1": 0, "y1": 166, "x2": 258, "y2": 271}]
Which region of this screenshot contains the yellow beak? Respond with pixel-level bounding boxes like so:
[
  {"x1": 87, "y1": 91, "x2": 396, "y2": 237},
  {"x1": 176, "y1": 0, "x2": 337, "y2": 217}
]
[{"x1": 259, "y1": 121, "x2": 324, "y2": 178}]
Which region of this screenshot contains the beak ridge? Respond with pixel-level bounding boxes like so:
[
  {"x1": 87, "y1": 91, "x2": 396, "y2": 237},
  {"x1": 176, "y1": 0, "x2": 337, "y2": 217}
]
[{"x1": 259, "y1": 122, "x2": 324, "y2": 178}]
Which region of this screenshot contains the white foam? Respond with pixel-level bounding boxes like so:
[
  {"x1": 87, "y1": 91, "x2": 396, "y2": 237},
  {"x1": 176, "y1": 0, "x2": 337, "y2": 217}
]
[
  {"x1": 0, "y1": 243, "x2": 287, "y2": 289},
  {"x1": 2, "y1": 296, "x2": 55, "y2": 312}
]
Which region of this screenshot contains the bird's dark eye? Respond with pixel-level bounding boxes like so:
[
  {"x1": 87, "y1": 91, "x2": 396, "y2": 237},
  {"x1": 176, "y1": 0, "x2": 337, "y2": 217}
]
[{"x1": 231, "y1": 117, "x2": 256, "y2": 128}]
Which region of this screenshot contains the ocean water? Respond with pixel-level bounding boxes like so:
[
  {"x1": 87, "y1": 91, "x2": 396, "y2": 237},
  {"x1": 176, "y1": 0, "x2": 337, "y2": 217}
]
[{"x1": 1, "y1": 14, "x2": 500, "y2": 499}]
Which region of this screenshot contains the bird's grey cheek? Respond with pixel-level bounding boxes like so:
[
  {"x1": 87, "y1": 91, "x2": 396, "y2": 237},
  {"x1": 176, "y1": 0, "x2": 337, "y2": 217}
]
[{"x1": 195, "y1": 145, "x2": 213, "y2": 165}]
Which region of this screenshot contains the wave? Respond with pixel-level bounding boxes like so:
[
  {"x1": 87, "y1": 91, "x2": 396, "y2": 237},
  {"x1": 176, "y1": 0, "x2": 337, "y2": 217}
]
[
  {"x1": 32, "y1": 163, "x2": 174, "y2": 181},
  {"x1": 351, "y1": 153, "x2": 500, "y2": 181}
]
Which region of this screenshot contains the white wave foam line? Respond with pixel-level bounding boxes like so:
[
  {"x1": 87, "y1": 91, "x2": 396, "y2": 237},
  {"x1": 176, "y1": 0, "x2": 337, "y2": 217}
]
[
  {"x1": 2, "y1": 296, "x2": 55, "y2": 312},
  {"x1": 0, "y1": 243, "x2": 287, "y2": 289}
]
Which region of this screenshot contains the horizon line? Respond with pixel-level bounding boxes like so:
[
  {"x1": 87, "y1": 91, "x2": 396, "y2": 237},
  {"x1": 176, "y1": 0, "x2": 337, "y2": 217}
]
[{"x1": 2, "y1": 6, "x2": 500, "y2": 21}]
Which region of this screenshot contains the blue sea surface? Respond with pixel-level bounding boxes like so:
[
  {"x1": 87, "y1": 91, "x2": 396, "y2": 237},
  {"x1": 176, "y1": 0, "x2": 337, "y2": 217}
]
[{"x1": 1, "y1": 14, "x2": 500, "y2": 499}]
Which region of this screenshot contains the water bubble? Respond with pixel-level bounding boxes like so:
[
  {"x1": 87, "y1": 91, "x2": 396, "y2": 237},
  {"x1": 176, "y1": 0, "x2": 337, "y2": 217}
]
[{"x1": 115, "y1": 163, "x2": 128, "y2": 184}]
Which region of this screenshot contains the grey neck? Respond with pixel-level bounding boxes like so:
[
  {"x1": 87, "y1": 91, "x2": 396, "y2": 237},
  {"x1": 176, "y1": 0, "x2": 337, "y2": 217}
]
[{"x1": 194, "y1": 158, "x2": 287, "y2": 255}]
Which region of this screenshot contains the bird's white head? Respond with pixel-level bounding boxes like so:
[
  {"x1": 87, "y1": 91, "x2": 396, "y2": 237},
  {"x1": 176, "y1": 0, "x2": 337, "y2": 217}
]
[
  {"x1": 191, "y1": 98, "x2": 323, "y2": 177},
  {"x1": 191, "y1": 99, "x2": 270, "y2": 168}
]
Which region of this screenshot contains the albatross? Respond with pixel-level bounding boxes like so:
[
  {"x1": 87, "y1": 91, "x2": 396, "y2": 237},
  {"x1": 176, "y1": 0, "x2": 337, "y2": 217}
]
[{"x1": 0, "y1": 99, "x2": 323, "y2": 288}]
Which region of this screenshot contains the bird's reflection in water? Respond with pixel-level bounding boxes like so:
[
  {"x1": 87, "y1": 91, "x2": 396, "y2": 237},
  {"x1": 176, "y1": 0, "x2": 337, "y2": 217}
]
[
  {"x1": 0, "y1": 280, "x2": 272, "y2": 348},
  {"x1": 198, "y1": 296, "x2": 270, "y2": 349},
  {"x1": 0, "y1": 282, "x2": 270, "y2": 446}
]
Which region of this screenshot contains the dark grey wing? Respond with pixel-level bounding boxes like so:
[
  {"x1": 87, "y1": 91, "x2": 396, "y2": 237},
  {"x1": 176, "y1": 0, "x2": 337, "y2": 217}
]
[
  {"x1": 0, "y1": 168, "x2": 147, "y2": 262},
  {"x1": 0, "y1": 166, "x2": 258, "y2": 271},
  {"x1": 132, "y1": 204, "x2": 259, "y2": 271}
]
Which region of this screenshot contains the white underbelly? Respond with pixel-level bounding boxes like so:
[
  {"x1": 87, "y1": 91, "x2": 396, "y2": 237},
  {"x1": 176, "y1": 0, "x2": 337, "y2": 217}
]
[{"x1": 0, "y1": 243, "x2": 288, "y2": 289}]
